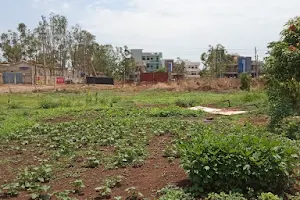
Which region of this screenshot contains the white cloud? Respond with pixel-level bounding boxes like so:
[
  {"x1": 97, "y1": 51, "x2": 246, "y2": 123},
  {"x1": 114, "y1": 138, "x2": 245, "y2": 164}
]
[
  {"x1": 62, "y1": 2, "x2": 70, "y2": 9},
  {"x1": 79, "y1": 0, "x2": 300, "y2": 60},
  {"x1": 31, "y1": 0, "x2": 300, "y2": 60}
]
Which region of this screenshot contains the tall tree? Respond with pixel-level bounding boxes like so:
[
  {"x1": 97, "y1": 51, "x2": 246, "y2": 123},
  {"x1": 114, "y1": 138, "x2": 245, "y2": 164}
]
[
  {"x1": 174, "y1": 57, "x2": 185, "y2": 74},
  {"x1": 201, "y1": 44, "x2": 234, "y2": 77},
  {"x1": 265, "y1": 16, "x2": 300, "y2": 128}
]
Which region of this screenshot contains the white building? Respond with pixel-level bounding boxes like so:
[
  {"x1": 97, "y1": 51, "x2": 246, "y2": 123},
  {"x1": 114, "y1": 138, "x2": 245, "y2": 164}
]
[
  {"x1": 185, "y1": 61, "x2": 201, "y2": 78},
  {"x1": 131, "y1": 49, "x2": 163, "y2": 72}
]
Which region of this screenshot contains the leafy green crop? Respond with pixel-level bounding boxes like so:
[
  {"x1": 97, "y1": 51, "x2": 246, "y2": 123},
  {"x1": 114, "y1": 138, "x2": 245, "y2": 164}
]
[{"x1": 178, "y1": 129, "x2": 299, "y2": 195}]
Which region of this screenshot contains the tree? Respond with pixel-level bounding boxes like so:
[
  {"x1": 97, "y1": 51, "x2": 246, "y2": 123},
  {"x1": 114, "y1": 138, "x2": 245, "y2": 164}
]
[
  {"x1": 265, "y1": 16, "x2": 300, "y2": 128},
  {"x1": 174, "y1": 57, "x2": 185, "y2": 74},
  {"x1": 0, "y1": 12, "x2": 134, "y2": 81},
  {"x1": 201, "y1": 44, "x2": 234, "y2": 77}
]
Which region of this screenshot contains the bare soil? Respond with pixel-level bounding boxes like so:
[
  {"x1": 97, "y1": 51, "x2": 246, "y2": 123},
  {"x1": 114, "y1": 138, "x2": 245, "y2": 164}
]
[{"x1": 0, "y1": 135, "x2": 188, "y2": 200}]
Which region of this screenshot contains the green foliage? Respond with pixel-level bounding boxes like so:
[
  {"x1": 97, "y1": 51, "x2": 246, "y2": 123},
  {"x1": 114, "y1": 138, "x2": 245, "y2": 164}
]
[
  {"x1": 258, "y1": 192, "x2": 280, "y2": 200},
  {"x1": 206, "y1": 192, "x2": 246, "y2": 200},
  {"x1": 8, "y1": 102, "x2": 22, "y2": 109},
  {"x1": 275, "y1": 116, "x2": 300, "y2": 140},
  {"x1": 175, "y1": 99, "x2": 196, "y2": 108},
  {"x1": 104, "y1": 175, "x2": 123, "y2": 188},
  {"x1": 39, "y1": 99, "x2": 60, "y2": 109},
  {"x1": 158, "y1": 185, "x2": 194, "y2": 200},
  {"x1": 265, "y1": 17, "x2": 300, "y2": 128},
  {"x1": 201, "y1": 44, "x2": 234, "y2": 77},
  {"x1": 1, "y1": 164, "x2": 52, "y2": 198},
  {"x1": 163, "y1": 144, "x2": 180, "y2": 158},
  {"x1": 125, "y1": 187, "x2": 144, "y2": 200},
  {"x1": 85, "y1": 157, "x2": 100, "y2": 168},
  {"x1": 240, "y1": 73, "x2": 251, "y2": 91},
  {"x1": 95, "y1": 185, "x2": 112, "y2": 199},
  {"x1": 71, "y1": 179, "x2": 85, "y2": 194},
  {"x1": 178, "y1": 129, "x2": 299, "y2": 195},
  {"x1": 150, "y1": 107, "x2": 203, "y2": 118}
]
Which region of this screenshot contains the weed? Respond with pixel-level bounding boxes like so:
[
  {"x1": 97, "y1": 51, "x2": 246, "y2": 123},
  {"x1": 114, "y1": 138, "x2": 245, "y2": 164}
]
[
  {"x1": 104, "y1": 175, "x2": 123, "y2": 188},
  {"x1": 158, "y1": 185, "x2": 194, "y2": 200},
  {"x1": 125, "y1": 187, "x2": 144, "y2": 200},
  {"x1": 85, "y1": 157, "x2": 100, "y2": 168},
  {"x1": 95, "y1": 186, "x2": 112, "y2": 199},
  {"x1": 175, "y1": 99, "x2": 196, "y2": 108},
  {"x1": 71, "y1": 179, "x2": 85, "y2": 194},
  {"x1": 39, "y1": 99, "x2": 60, "y2": 109},
  {"x1": 206, "y1": 192, "x2": 247, "y2": 200}
]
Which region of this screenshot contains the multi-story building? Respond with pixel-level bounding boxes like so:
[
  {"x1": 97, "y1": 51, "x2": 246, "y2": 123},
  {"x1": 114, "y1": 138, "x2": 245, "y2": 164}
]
[
  {"x1": 184, "y1": 61, "x2": 201, "y2": 78},
  {"x1": 131, "y1": 49, "x2": 163, "y2": 72},
  {"x1": 224, "y1": 56, "x2": 263, "y2": 78},
  {"x1": 162, "y1": 59, "x2": 174, "y2": 72}
]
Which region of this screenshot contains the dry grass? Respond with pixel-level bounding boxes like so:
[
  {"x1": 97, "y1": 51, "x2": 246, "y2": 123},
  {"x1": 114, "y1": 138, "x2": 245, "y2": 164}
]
[
  {"x1": 147, "y1": 78, "x2": 265, "y2": 92},
  {"x1": 0, "y1": 78, "x2": 265, "y2": 93}
]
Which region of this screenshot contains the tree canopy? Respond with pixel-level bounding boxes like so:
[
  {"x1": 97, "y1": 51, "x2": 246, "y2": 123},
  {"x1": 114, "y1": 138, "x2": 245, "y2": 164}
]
[
  {"x1": 265, "y1": 16, "x2": 300, "y2": 128},
  {"x1": 0, "y1": 13, "x2": 134, "y2": 80},
  {"x1": 200, "y1": 44, "x2": 234, "y2": 77}
]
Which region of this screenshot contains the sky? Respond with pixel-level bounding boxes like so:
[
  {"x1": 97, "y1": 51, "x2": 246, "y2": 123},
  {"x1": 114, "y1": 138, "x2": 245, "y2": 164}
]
[{"x1": 1, "y1": 0, "x2": 300, "y2": 62}]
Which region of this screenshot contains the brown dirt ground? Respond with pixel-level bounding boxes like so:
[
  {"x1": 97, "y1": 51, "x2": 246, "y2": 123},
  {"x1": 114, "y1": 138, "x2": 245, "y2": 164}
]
[{"x1": 0, "y1": 135, "x2": 188, "y2": 200}]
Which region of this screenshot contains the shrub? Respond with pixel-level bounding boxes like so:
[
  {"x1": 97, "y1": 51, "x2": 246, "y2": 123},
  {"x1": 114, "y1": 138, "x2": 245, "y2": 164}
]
[
  {"x1": 39, "y1": 99, "x2": 60, "y2": 109},
  {"x1": 240, "y1": 73, "x2": 251, "y2": 91},
  {"x1": 276, "y1": 116, "x2": 300, "y2": 140},
  {"x1": 178, "y1": 130, "x2": 299, "y2": 195},
  {"x1": 150, "y1": 107, "x2": 203, "y2": 118},
  {"x1": 175, "y1": 99, "x2": 196, "y2": 108},
  {"x1": 206, "y1": 192, "x2": 246, "y2": 200},
  {"x1": 258, "y1": 192, "x2": 280, "y2": 200},
  {"x1": 158, "y1": 185, "x2": 194, "y2": 200}
]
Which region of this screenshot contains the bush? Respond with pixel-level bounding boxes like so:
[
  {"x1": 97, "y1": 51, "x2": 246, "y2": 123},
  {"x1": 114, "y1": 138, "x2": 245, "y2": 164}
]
[
  {"x1": 206, "y1": 192, "x2": 246, "y2": 200},
  {"x1": 240, "y1": 73, "x2": 251, "y2": 91},
  {"x1": 276, "y1": 116, "x2": 300, "y2": 140},
  {"x1": 149, "y1": 107, "x2": 203, "y2": 118},
  {"x1": 158, "y1": 185, "x2": 194, "y2": 200},
  {"x1": 178, "y1": 130, "x2": 299, "y2": 195},
  {"x1": 258, "y1": 192, "x2": 280, "y2": 200},
  {"x1": 39, "y1": 99, "x2": 60, "y2": 109},
  {"x1": 175, "y1": 99, "x2": 196, "y2": 108}
]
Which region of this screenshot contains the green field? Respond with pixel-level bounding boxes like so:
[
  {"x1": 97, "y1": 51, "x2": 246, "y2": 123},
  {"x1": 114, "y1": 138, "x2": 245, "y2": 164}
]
[{"x1": 0, "y1": 88, "x2": 298, "y2": 200}]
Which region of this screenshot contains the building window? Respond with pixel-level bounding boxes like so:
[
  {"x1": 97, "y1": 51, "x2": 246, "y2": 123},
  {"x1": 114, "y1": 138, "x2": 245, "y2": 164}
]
[
  {"x1": 156, "y1": 66, "x2": 159, "y2": 69},
  {"x1": 151, "y1": 57, "x2": 153, "y2": 60},
  {"x1": 142, "y1": 56, "x2": 145, "y2": 60},
  {"x1": 156, "y1": 57, "x2": 159, "y2": 61},
  {"x1": 151, "y1": 65, "x2": 153, "y2": 68},
  {"x1": 147, "y1": 57, "x2": 150, "y2": 60}
]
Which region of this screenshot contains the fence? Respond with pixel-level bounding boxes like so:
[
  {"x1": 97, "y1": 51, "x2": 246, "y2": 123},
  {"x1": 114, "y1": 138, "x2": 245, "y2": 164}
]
[{"x1": 140, "y1": 72, "x2": 168, "y2": 83}]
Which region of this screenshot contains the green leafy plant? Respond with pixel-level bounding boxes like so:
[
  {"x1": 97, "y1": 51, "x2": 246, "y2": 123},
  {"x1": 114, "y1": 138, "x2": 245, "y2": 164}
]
[
  {"x1": 206, "y1": 192, "x2": 247, "y2": 200},
  {"x1": 158, "y1": 185, "x2": 194, "y2": 200},
  {"x1": 85, "y1": 157, "x2": 100, "y2": 168},
  {"x1": 275, "y1": 116, "x2": 300, "y2": 140},
  {"x1": 163, "y1": 144, "x2": 180, "y2": 158},
  {"x1": 258, "y1": 192, "x2": 280, "y2": 200},
  {"x1": 71, "y1": 179, "x2": 85, "y2": 194},
  {"x1": 175, "y1": 99, "x2": 196, "y2": 108},
  {"x1": 265, "y1": 17, "x2": 300, "y2": 128},
  {"x1": 178, "y1": 129, "x2": 299, "y2": 195},
  {"x1": 125, "y1": 187, "x2": 144, "y2": 200},
  {"x1": 240, "y1": 73, "x2": 251, "y2": 91},
  {"x1": 95, "y1": 185, "x2": 112, "y2": 199},
  {"x1": 39, "y1": 99, "x2": 60, "y2": 109},
  {"x1": 104, "y1": 175, "x2": 123, "y2": 188},
  {"x1": 1, "y1": 182, "x2": 19, "y2": 197}
]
